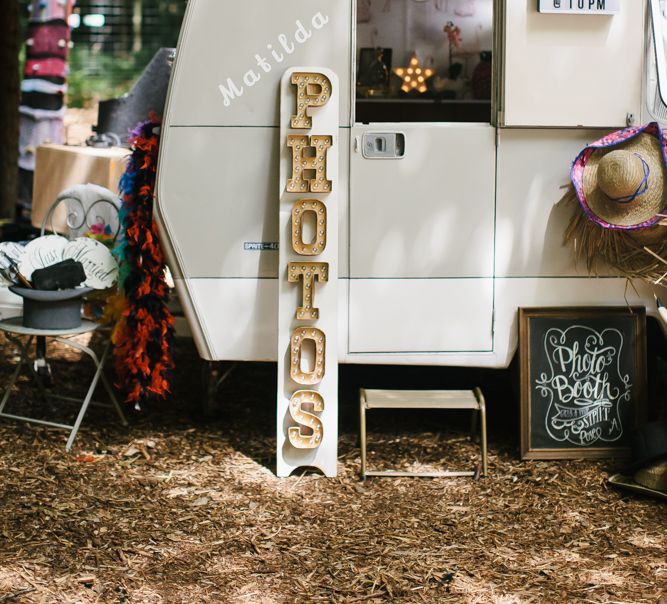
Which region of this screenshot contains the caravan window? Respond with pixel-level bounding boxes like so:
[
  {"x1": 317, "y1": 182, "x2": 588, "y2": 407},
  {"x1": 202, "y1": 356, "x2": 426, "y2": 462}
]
[
  {"x1": 648, "y1": 0, "x2": 667, "y2": 122},
  {"x1": 355, "y1": 0, "x2": 493, "y2": 124}
]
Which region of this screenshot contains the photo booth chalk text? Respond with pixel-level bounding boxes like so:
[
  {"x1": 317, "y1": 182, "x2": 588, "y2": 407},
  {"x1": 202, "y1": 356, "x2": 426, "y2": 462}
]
[{"x1": 519, "y1": 307, "x2": 647, "y2": 460}]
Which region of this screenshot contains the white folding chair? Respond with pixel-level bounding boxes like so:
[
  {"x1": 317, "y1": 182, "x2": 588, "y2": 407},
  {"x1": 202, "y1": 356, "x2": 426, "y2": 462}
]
[{"x1": 0, "y1": 184, "x2": 127, "y2": 450}]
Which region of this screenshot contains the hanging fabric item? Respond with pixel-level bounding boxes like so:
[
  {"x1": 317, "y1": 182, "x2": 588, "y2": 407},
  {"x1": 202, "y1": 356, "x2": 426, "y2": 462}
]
[
  {"x1": 24, "y1": 57, "x2": 68, "y2": 79},
  {"x1": 21, "y1": 79, "x2": 67, "y2": 95},
  {"x1": 18, "y1": 113, "x2": 64, "y2": 171},
  {"x1": 26, "y1": 20, "x2": 71, "y2": 59},
  {"x1": 18, "y1": 105, "x2": 66, "y2": 171},
  {"x1": 18, "y1": 0, "x2": 74, "y2": 218},
  {"x1": 18, "y1": 105, "x2": 66, "y2": 120},
  {"x1": 28, "y1": 0, "x2": 73, "y2": 23},
  {"x1": 22, "y1": 75, "x2": 65, "y2": 86},
  {"x1": 111, "y1": 117, "x2": 175, "y2": 408},
  {"x1": 21, "y1": 91, "x2": 64, "y2": 111}
]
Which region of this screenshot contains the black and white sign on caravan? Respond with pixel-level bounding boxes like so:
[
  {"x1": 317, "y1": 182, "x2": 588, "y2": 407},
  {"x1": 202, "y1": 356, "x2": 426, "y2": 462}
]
[{"x1": 538, "y1": 0, "x2": 620, "y2": 14}]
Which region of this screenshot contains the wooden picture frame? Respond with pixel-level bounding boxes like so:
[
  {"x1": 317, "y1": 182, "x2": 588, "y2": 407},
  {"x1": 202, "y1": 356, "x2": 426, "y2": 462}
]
[{"x1": 519, "y1": 307, "x2": 646, "y2": 460}]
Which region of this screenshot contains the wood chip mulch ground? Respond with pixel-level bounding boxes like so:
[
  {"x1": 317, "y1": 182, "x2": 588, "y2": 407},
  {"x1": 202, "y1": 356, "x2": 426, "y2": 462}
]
[{"x1": 0, "y1": 334, "x2": 665, "y2": 603}]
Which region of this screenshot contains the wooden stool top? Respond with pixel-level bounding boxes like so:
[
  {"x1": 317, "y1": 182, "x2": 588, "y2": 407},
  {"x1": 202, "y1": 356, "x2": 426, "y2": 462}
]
[{"x1": 361, "y1": 388, "x2": 482, "y2": 410}]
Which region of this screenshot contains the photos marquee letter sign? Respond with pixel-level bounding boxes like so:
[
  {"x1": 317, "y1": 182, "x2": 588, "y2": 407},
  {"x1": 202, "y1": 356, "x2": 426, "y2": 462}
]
[
  {"x1": 519, "y1": 307, "x2": 646, "y2": 460},
  {"x1": 277, "y1": 68, "x2": 339, "y2": 477}
]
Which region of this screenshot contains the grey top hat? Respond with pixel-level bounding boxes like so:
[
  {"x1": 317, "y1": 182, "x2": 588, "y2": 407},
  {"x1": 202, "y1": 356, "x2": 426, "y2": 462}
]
[
  {"x1": 9, "y1": 286, "x2": 94, "y2": 330},
  {"x1": 9, "y1": 286, "x2": 93, "y2": 302}
]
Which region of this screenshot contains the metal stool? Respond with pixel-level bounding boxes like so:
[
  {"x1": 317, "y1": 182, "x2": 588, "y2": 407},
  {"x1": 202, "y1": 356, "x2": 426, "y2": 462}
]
[
  {"x1": 359, "y1": 388, "x2": 488, "y2": 479},
  {"x1": 0, "y1": 317, "x2": 128, "y2": 451}
]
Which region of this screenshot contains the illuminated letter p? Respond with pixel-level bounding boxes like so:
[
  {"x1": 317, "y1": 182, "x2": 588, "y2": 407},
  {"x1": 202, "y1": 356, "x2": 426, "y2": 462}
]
[{"x1": 290, "y1": 72, "x2": 332, "y2": 129}]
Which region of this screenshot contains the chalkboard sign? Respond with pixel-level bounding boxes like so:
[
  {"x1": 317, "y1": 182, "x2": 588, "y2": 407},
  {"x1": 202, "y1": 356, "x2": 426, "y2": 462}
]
[{"x1": 519, "y1": 307, "x2": 646, "y2": 460}]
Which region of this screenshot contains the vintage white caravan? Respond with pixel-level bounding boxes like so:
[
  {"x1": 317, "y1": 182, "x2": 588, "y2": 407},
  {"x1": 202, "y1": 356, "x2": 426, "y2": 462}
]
[
  {"x1": 155, "y1": 1, "x2": 667, "y2": 474},
  {"x1": 156, "y1": 0, "x2": 667, "y2": 366}
]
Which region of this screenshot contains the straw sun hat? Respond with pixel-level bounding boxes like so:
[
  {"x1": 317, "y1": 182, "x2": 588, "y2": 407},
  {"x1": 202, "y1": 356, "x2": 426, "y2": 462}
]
[
  {"x1": 563, "y1": 123, "x2": 667, "y2": 285},
  {"x1": 571, "y1": 124, "x2": 667, "y2": 230}
]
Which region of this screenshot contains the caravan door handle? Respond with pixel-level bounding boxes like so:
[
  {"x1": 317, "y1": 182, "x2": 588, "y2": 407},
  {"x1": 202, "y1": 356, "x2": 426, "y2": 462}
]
[{"x1": 359, "y1": 132, "x2": 405, "y2": 159}]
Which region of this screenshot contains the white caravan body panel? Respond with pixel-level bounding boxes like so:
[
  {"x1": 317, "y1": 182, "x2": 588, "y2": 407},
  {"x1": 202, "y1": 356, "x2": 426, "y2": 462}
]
[
  {"x1": 500, "y1": 1, "x2": 645, "y2": 127},
  {"x1": 157, "y1": 0, "x2": 657, "y2": 367}
]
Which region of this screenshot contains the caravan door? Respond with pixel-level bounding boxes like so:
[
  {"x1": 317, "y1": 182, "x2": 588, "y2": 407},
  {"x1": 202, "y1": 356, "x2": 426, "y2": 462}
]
[{"x1": 349, "y1": 1, "x2": 496, "y2": 355}]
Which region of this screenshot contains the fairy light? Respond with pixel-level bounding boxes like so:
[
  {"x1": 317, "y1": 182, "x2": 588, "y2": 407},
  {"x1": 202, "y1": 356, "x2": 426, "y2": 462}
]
[{"x1": 393, "y1": 54, "x2": 434, "y2": 94}]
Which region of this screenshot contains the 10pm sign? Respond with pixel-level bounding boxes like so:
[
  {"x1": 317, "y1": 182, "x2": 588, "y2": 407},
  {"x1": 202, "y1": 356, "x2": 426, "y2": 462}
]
[{"x1": 538, "y1": 0, "x2": 619, "y2": 14}]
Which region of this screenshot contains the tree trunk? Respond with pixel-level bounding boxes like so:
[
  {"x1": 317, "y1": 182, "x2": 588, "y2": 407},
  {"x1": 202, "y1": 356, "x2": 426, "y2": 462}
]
[{"x1": 0, "y1": 1, "x2": 20, "y2": 220}]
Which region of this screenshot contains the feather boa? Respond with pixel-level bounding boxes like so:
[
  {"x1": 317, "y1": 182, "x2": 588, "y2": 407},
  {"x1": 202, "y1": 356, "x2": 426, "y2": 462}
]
[{"x1": 112, "y1": 116, "x2": 174, "y2": 407}]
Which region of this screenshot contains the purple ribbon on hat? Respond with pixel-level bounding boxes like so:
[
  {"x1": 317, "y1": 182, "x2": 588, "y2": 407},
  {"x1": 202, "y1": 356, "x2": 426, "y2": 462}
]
[
  {"x1": 570, "y1": 122, "x2": 667, "y2": 230},
  {"x1": 610, "y1": 153, "x2": 650, "y2": 204}
]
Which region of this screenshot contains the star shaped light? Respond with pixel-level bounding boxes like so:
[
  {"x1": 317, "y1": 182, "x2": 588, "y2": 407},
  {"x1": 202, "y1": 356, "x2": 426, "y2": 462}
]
[{"x1": 393, "y1": 54, "x2": 434, "y2": 93}]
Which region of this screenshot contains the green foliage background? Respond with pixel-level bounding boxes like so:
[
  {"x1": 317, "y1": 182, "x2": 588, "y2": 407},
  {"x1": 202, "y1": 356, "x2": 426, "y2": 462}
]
[
  {"x1": 67, "y1": 47, "x2": 160, "y2": 107},
  {"x1": 19, "y1": 0, "x2": 186, "y2": 108}
]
